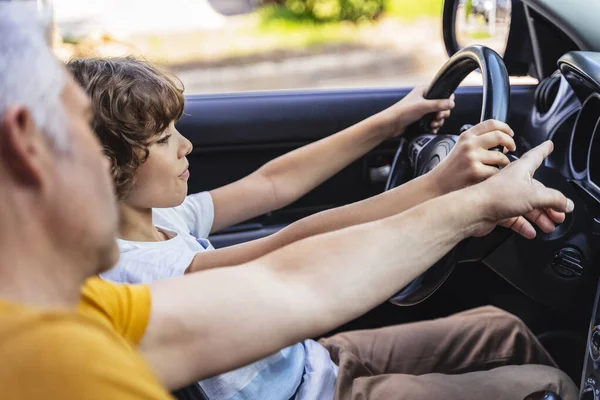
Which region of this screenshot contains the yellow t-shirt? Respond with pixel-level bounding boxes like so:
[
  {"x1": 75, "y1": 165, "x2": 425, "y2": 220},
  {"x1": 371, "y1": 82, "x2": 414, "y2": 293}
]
[{"x1": 0, "y1": 277, "x2": 173, "y2": 399}]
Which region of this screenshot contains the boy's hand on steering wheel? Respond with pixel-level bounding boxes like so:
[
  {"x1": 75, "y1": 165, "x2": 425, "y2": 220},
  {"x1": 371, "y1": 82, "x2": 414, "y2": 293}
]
[
  {"x1": 378, "y1": 86, "x2": 455, "y2": 138},
  {"x1": 428, "y1": 120, "x2": 516, "y2": 196}
]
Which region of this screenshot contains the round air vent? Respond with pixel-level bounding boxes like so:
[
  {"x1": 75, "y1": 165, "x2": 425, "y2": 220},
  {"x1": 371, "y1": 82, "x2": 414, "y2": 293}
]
[{"x1": 535, "y1": 71, "x2": 562, "y2": 114}]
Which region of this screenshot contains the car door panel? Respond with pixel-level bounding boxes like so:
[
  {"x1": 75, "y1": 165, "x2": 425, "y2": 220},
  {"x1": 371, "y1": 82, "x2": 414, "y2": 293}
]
[{"x1": 209, "y1": 223, "x2": 287, "y2": 249}]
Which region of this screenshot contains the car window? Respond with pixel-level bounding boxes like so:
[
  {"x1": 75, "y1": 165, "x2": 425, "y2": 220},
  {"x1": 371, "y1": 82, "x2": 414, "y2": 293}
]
[{"x1": 53, "y1": 0, "x2": 535, "y2": 94}]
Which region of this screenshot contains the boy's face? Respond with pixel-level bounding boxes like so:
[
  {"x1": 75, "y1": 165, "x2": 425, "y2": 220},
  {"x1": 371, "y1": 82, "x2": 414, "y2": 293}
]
[{"x1": 126, "y1": 121, "x2": 193, "y2": 209}]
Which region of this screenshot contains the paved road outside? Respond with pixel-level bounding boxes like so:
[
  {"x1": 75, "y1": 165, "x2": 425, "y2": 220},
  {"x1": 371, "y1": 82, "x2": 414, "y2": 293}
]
[
  {"x1": 173, "y1": 17, "x2": 535, "y2": 94},
  {"x1": 175, "y1": 19, "x2": 449, "y2": 94}
]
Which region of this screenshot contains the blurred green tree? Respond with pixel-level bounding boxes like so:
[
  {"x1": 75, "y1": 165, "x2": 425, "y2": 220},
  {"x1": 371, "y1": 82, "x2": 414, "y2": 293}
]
[
  {"x1": 464, "y1": 0, "x2": 473, "y2": 22},
  {"x1": 262, "y1": 0, "x2": 385, "y2": 22}
]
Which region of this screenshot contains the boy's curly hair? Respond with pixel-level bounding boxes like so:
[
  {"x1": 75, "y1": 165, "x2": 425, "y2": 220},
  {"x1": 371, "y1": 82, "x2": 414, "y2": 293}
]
[{"x1": 66, "y1": 56, "x2": 185, "y2": 200}]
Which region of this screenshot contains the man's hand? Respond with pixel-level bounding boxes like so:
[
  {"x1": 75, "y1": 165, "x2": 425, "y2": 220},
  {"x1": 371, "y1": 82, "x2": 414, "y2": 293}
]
[
  {"x1": 428, "y1": 120, "x2": 516, "y2": 196},
  {"x1": 426, "y1": 120, "x2": 565, "y2": 237},
  {"x1": 467, "y1": 141, "x2": 574, "y2": 239},
  {"x1": 378, "y1": 86, "x2": 455, "y2": 138}
]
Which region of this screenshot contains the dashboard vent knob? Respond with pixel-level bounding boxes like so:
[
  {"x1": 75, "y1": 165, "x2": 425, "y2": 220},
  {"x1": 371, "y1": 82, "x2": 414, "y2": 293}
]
[
  {"x1": 551, "y1": 247, "x2": 584, "y2": 278},
  {"x1": 535, "y1": 71, "x2": 562, "y2": 114}
]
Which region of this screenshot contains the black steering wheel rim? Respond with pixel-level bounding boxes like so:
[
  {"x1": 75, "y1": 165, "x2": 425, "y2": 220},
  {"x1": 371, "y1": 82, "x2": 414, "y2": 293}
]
[
  {"x1": 388, "y1": 45, "x2": 510, "y2": 306},
  {"x1": 415, "y1": 44, "x2": 510, "y2": 136}
]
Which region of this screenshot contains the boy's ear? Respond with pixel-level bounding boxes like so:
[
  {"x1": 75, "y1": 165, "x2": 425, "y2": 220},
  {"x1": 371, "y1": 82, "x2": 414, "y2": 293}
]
[{"x1": 0, "y1": 106, "x2": 49, "y2": 187}]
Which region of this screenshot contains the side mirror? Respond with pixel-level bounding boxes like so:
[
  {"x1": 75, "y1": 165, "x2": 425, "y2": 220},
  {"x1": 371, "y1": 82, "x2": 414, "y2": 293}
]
[
  {"x1": 458, "y1": 0, "x2": 512, "y2": 56},
  {"x1": 442, "y1": 0, "x2": 533, "y2": 77}
]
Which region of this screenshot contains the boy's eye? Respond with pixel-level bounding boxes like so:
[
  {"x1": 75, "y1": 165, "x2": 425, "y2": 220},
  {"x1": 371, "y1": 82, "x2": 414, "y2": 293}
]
[{"x1": 156, "y1": 135, "x2": 171, "y2": 145}]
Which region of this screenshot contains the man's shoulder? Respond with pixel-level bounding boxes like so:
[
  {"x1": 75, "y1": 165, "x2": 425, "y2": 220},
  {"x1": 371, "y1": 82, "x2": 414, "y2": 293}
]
[
  {"x1": 0, "y1": 309, "x2": 171, "y2": 399},
  {"x1": 79, "y1": 278, "x2": 152, "y2": 345},
  {"x1": 80, "y1": 277, "x2": 145, "y2": 307},
  {"x1": 0, "y1": 308, "x2": 128, "y2": 374},
  {"x1": 1, "y1": 308, "x2": 122, "y2": 351}
]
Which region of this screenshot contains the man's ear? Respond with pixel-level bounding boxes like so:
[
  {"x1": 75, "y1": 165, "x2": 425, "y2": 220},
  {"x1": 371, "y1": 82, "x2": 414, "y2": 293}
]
[{"x1": 0, "y1": 106, "x2": 48, "y2": 186}]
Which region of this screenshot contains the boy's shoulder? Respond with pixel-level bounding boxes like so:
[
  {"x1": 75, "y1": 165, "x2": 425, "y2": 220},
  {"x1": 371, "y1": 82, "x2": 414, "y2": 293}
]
[
  {"x1": 153, "y1": 192, "x2": 214, "y2": 239},
  {"x1": 104, "y1": 241, "x2": 198, "y2": 283},
  {"x1": 103, "y1": 193, "x2": 215, "y2": 285},
  {"x1": 152, "y1": 207, "x2": 189, "y2": 234}
]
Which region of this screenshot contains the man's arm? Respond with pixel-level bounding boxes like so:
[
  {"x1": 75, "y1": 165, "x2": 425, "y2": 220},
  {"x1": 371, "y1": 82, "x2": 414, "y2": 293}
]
[
  {"x1": 209, "y1": 88, "x2": 454, "y2": 232},
  {"x1": 144, "y1": 189, "x2": 477, "y2": 389},
  {"x1": 140, "y1": 142, "x2": 573, "y2": 390}
]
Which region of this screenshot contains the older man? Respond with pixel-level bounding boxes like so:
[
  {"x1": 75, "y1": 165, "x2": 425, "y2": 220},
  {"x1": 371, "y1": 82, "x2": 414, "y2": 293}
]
[{"x1": 0, "y1": 5, "x2": 578, "y2": 400}]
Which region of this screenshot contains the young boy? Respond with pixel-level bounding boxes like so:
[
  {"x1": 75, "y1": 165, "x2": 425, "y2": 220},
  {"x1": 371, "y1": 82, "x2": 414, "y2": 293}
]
[{"x1": 67, "y1": 57, "x2": 563, "y2": 400}]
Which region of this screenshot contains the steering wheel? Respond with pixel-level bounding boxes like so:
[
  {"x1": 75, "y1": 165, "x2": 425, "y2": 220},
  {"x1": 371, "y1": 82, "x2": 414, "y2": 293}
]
[{"x1": 387, "y1": 45, "x2": 511, "y2": 306}]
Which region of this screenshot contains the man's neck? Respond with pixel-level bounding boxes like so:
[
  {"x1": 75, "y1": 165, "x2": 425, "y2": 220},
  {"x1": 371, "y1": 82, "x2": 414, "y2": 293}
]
[
  {"x1": 0, "y1": 242, "x2": 86, "y2": 309},
  {"x1": 118, "y1": 203, "x2": 164, "y2": 242},
  {"x1": 0, "y1": 187, "x2": 98, "y2": 310}
]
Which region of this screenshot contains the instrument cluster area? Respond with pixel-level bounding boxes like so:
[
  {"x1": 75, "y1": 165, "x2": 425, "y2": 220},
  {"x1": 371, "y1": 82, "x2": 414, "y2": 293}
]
[
  {"x1": 569, "y1": 94, "x2": 600, "y2": 190},
  {"x1": 559, "y1": 52, "x2": 600, "y2": 197}
]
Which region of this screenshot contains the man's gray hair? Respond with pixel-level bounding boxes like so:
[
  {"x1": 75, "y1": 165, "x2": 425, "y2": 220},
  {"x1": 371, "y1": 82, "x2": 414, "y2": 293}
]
[{"x1": 0, "y1": 3, "x2": 68, "y2": 149}]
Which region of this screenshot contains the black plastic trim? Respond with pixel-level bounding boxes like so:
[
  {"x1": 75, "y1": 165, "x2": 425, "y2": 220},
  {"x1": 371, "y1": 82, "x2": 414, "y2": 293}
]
[
  {"x1": 559, "y1": 52, "x2": 600, "y2": 102},
  {"x1": 569, "y1": 93, "x2": 600, "y2": 179}
]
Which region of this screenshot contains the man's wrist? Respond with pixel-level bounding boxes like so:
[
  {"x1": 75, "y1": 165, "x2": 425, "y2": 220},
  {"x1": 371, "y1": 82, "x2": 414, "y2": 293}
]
[
  {"x1": 452, "y1": 186, "x2": 493, "y2": 238},
  {"x1": 403, "y1": 187, "x2": 484, "y2": 245}
]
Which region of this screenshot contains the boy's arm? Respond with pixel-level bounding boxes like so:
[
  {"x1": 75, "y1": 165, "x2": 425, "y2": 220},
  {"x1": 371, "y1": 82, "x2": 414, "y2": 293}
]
[
  {"x1": 189, "y1": 173, "x2": 439, "y2": 271},
  {"x1": 139, "y1": 142, "x2": 572, "y2": 390},
  {"x1": 209, "y1": 87, "x2": 455, "y2": 233},
  {"x1": 188, "y1": 121, "x2": 562, "y2": 273}
]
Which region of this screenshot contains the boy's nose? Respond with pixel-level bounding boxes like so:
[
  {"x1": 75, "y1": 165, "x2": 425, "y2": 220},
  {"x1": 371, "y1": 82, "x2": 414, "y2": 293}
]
[
  {"x1": 179, "y1": 136, "x2": 193, "y2": 157},
  {"x1": 183, "y1": 137, "x2": 193, "y2": 156}
]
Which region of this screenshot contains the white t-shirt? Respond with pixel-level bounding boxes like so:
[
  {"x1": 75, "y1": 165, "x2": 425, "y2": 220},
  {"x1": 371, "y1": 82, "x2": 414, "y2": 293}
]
[
  {"x1": 101, "y1": 192, "x2": 214, "y2": 283},
  {"x1": 100, "y1": 191, "x2": 338, "y2": 400}
]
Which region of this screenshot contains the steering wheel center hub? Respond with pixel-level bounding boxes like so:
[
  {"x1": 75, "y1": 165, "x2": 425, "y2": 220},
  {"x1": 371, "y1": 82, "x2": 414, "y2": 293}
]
[{"x1": 410, "y1": 134, "x2": 459, "y2": 176}]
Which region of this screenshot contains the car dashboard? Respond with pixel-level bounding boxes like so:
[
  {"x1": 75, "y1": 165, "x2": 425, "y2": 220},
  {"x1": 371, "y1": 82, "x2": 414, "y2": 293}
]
[
  {"x1": 539, "y1": 51, "x2": 600, "y2": 399},
  {"x1": 583, "y1": 279, "x2": 600, "y2": 399}
]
